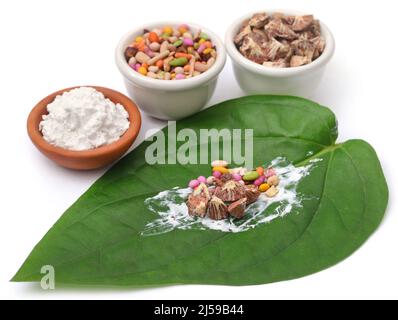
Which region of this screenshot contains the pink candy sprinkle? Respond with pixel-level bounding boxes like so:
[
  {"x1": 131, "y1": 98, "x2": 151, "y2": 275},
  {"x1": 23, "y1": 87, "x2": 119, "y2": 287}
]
[
  {"x1": 144, "y1": 48, "x2": 156, "y2": 58},
  {"x1": 265, "y1": 168, "x2": 276, "y2": 178},
  {"x1": 197, "y1": 176, "x2": 206, "y2": 183},
  {"x1": 175, "y1": 74, "x2": 186, "y2": 80},
  {"x1": 189, "y1": 179, "x2": 200, "y2": 189},
  {"x1": 197, "y1": 43, "x2": 207, "y2": 53},
  {"x1": 213, "y1": 171, "x2": 222, "y2": 178},
  {"x1": 183, "y1": 38, "x2": 194, "y2": 46},
  {"x1": 233, "y1": 173, "x2": 242, "y2": 181},
  {"x1": 254, "y1": 176, "x2": 265, "y2": 186},
  {"x1": 134, "y1": 63, "x2": 141, "y2": 71}
]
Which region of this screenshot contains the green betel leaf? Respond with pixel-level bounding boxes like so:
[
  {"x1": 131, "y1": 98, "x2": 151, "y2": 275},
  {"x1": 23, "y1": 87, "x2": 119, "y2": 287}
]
[{"x1": 13, "y1": 96, "x2": 388, "y2": 286}]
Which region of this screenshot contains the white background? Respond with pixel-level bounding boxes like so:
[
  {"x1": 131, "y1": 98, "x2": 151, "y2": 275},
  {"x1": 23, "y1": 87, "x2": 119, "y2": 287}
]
[{"x1": 0, "y1": 0, "x2": 397, "y2": 300}]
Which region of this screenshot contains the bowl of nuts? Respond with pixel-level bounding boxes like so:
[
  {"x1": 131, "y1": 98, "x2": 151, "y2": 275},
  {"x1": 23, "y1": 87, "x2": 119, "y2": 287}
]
[
  {"x1": 116, "y1": 22, "x2": 226, "y2": 120},
  {"x1": 225, "y1": 10, "x2": 335, "y2": 97}
]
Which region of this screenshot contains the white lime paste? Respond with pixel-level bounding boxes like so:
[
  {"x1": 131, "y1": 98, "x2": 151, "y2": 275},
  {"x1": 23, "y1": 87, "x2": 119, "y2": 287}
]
[
  {"x1": 40, "y1": 87, "x2": 130, "y2": 151},
  {"x1": 142, "y1": 157, "x2": 322, "y2": 236}
]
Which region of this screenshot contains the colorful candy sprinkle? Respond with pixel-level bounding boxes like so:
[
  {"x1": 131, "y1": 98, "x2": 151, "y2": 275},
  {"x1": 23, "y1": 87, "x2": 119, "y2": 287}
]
[
  {"x1": 124, "y1": 24, "x2": 217, "y2": 80},
  {"x1": 189, "y1": 179, "x2": 200, "y2": 189}
]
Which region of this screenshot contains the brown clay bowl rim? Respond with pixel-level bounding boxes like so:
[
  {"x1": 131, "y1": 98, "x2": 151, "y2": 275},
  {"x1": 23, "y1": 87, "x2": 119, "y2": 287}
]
[{"x1": 27, "y1": 86, "x2": 142, "y2": 159}]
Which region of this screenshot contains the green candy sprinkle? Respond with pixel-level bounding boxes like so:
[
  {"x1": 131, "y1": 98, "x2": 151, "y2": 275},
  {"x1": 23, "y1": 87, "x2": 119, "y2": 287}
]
[
  {"x1": 173, "y1": 39, "x2": 183, "y2": 47},
  {"x1": 243, "y1": 171, "x2": 260, "y2": 181},
  {"x1": 200, "y1": 32, "x2": 209, "y2": 40},
  {"x1": 169, "y1": 57, "x2": 189, "y2": 67}
]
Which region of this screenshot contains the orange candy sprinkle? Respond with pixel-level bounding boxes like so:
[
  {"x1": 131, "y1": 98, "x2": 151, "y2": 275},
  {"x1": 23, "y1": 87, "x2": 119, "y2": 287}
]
[
  {"x1": 178, "y1": 24, "x2": 188, "y2": 34},
  {"x1": 148, "y1": 32, "x2": 160, "y2": 43},
  {"x1": 156, "y1": 59, "x2": 164, "y2": 69},
  {"x1": 137, "y1": 40, "x2": 146, "y2": 52},
  {"x1": 256, "y1": 166, "x2": 265, "y2": 176},
  {"x1": 204, "y1": 41, "x2": 213, "y2": 48},
  {"x1": 175, "y1": 52, "x2": 192, "y2": 59}
]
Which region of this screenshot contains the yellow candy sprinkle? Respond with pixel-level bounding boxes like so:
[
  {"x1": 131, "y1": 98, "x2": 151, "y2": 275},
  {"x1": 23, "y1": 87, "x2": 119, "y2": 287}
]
[
  {"x1": 138, "y1": 67, "x2": 148, "y2": 75},
  {"x1": 259, "y1": 183, "x2": 270, "y2": 192},
  {"x1": 135, "y1": 36, "x2": 143, "y2": 43},
  {"x1": 203, "y1": 48, "x2": 213, "y2": 55},
  {"x1": 212, "y1": 166, "x2": 229, "y2": 174},
  {"x1": 198, "y1": 39, "x2": 205, "y2": 45},
  {"x1": 163, "y1": 26, "x2": 173, "y2": 35}
]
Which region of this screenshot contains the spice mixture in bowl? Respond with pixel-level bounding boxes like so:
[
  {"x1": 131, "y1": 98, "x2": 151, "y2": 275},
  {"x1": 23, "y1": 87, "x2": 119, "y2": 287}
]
[
  {"x1": 116, "y1": 22, "x2": 226, "y2": 120},
  {"x1": 124, "y1": 24, "x2": 217, "y2": 80},
  {"x1": 225, "y1": 10, "x2": 335, "y2": 96}
]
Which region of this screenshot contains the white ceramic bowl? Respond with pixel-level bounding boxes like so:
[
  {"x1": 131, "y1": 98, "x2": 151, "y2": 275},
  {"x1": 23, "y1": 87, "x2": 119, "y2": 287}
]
[
  {"x1": 116, "y1": 22, "x2": 226, "y2": 120},
  {"x1": 225, "y1": 10, "x2": 335, "y2": 97}
]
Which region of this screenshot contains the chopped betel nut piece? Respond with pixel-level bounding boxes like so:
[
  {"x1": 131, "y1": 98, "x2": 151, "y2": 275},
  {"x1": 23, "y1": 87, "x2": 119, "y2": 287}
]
[
  {"x1": 265, "y1": 19, "x2": 298, "y2": 40},
  {"x1": 239, "y1": 33, "x2": 267, "y2": 64},
  {"x1": 185, "y1": 161, "x2": 281, "y2": 221},
  {"x1": 234, "y1": 12, "x2": 325, "y2": 68},
  {"x1": 207, "y1": 196, "x2": 229, "y2": 220},
  {"x1": 249, "y1": 13, "x2": 269, "y2": 28},
  {"x1": 263, "y1": 60, "x2": 288, "y2": 68},
  {"x1": 290, "y1": 55, "x2": 310, "y2": 67},
  {"x1": 292, "y1": 15, "x2": 314, "y2": 32},
  {"x1": 245, "y1": 185, "x2": 261, "y2": 204},
  {"x1": 228, "y1": 198, "x2": 247, "y2": 219},
  {"x1": 214, "y1": 180, "x2": 246, "y2": 202},
  {"x1": 234, "y1": 21, "x2": 252, "y2": 46},
  {"x1": 265, "y1": 38, "x2": 291, "y2": 61},
  {"x1": 220, "y1": 173, "x2": 234, "y2": 183},
  {"x1": 187, "y1": 183, "x2": 210, "y2": 217}
]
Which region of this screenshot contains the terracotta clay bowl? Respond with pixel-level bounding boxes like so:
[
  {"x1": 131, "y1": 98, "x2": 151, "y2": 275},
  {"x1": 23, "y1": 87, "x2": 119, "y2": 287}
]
[{"x1": 27, "y1": 86, "x2": 142, "y2": 170}]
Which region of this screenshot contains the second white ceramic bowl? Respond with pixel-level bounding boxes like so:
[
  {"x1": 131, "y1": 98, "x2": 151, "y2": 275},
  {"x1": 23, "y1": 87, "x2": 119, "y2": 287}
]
[
  {"x1": 116, "y1": 22, "x2": 226, "y2": 120},
  {"x1": 225, "y1": 10, "x2": 335, "y2": 97}
]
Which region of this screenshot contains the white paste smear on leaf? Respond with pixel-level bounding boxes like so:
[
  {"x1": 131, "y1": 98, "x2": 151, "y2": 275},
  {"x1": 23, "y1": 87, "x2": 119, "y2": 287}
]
[{"x1": 142, "y1": 157, "x2": 321, "y2": 236}]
